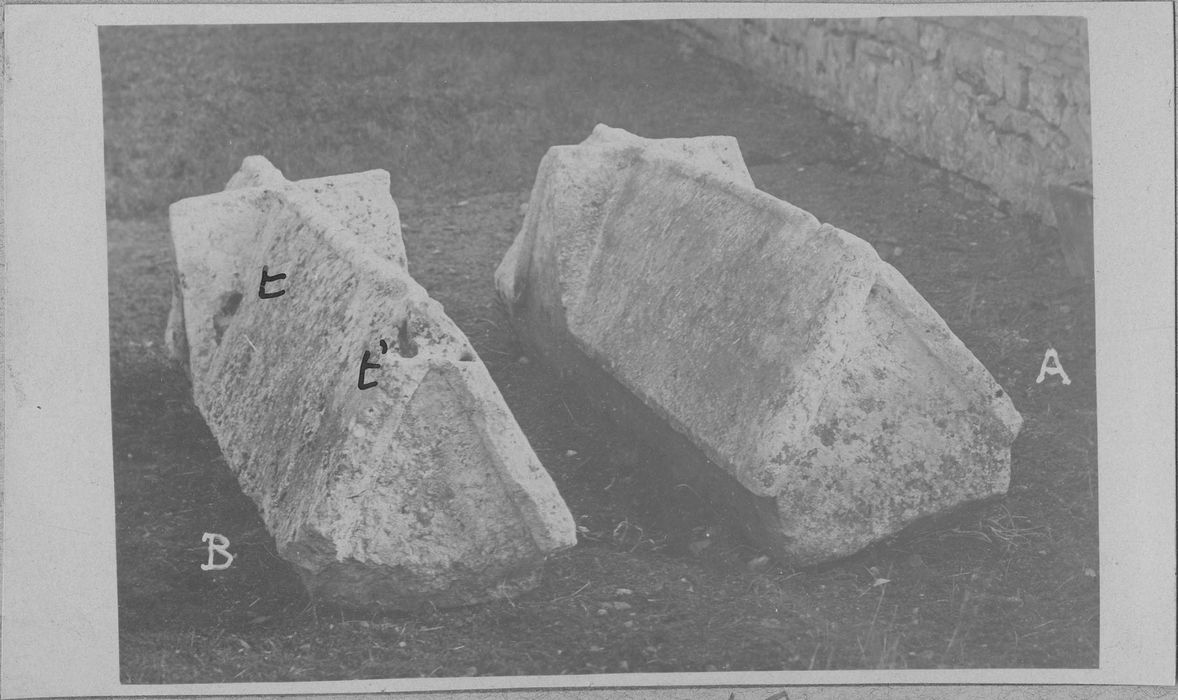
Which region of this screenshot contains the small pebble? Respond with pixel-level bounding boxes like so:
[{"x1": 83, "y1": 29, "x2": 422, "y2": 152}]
[
  {"x1": 596, "y1": 608, "x2": 608, "y2": 616},
  {"x1": 615, "y1": 588, "x2": 633, "y2": 596},
  {"x1": 623, "y1": 620, "x2": 635, "y2": 629},
  {"x1": 747, "y1": 555, "x2": 771, "y2": 572},
  {"x1": 398, "y1": 641, "x2": 407, "y2": 647},
  {"x1": 566, "y1": 450, "x2": 578, "y2": 457},
  {"x1": 613, "y1": 601, "x2": 632, "y2": 611},
  {"x1": 517, "y1": 356, "x2": 530, "y2": 365},
  {"x1": 461, "y1": 666, "x2": 478, "y2": 676}
]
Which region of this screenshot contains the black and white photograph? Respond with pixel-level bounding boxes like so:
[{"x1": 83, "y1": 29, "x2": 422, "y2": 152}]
[
  {"x1": 101, "y1": 15, "x2": 1100, "y2": 681},
  {"x1": 2, "y1": 3, "x2": 1174, "y2": 697}
]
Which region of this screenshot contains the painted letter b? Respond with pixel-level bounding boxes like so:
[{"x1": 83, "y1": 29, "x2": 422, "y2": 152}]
[{"x1": 201, "y1": 532, "x2": 235, "y2": 571}]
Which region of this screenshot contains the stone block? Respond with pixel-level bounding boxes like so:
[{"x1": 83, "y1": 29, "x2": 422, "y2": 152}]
[
  {"x1": 980, "y1": 45, "x2": 1007, "y2": 97},
  {"x1": 168, "y1": 158, "x2": 576, "y2": 609},
  {"x1": 496, "y1": 126, "x2": 1023, "y2": 566},
  {"x1": 1027, "y1": 69, "x2": 1063, "y2": 124},
  {"x1": 917, "y1": 21, "x2": 948, "y2": 62}
]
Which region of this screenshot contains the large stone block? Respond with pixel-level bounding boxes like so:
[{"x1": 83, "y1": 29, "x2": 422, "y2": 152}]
[
  {"x1": 496, "y1": 125, "x2": 1023, "y2": 566},
  {"x1": 168, "y1": 157, "x2": 576, "y2": 609}
]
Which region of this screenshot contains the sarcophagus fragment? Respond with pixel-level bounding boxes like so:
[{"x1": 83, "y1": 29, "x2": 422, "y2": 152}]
[
  {"x1": 168, "y1": 157, "x2": 576, "y2": 608},
  {"x1": 496, "y1": 126, "x2": 1022, "y2": 565}
]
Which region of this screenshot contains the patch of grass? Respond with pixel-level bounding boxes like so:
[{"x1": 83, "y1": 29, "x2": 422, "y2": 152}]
[
  {"x1": 101, "y1": 22, "x2": 768, "y2": 221},
  {"x1": 103, "y1": 21, "x2": 1098, "y2": 683}
]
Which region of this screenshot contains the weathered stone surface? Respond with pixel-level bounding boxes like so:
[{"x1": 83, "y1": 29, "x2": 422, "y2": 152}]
[
  {"x1": 165, "y1": 157, "x2": 408, "y2": 369},
  {"x1": 168, "y1": 157, "x2": 576, "y2": 609},
  {"x1": 496, "y1": 126, "x2": 1023, "y2": 566}
]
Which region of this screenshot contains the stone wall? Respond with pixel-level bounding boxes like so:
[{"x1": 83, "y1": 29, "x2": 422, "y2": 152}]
[{"x1": 676, "y1": 17, "x2": 1091, "y2": 225}]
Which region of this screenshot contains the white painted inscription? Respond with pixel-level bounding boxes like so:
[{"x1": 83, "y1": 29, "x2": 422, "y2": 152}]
[
  {"x1": 201, "y1": 532, "x2": 235, "y2": 571},
  {"x1": 1035, "y1": 347, "x2": 1072, "y2": 386}
]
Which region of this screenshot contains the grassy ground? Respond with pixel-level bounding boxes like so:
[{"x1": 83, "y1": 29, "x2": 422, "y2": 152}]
[{"x1": 102, "y1": 22, "x2": 1098, "y2": 683}]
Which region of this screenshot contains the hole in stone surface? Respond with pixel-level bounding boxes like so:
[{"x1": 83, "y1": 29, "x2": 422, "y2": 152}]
[
  {"x1": 213, "y1": 290, "x2": 244, "y2": 344},
  {"x1": 459, "y1": 351, "x2": 475, "y2": 362},
  {"x1": 397, "y1": 317, "x2": 419, "y2": 358}
]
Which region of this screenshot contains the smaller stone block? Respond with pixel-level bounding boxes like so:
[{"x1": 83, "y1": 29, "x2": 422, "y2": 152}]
[{"x1": 168, "y1": 158, "x2": 576, "y2": 609}]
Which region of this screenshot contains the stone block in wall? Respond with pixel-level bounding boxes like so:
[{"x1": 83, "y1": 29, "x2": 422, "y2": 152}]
[
  {"x1": 918, "y1": 21, "x2": 948, "y2": 62},
  {"x1": 496, "y1": 126, "x2": 1023, "y2": 566},
  {"x1": 1027, "y1": 67, "x2": 1066, "y2": 125},
  {"x1": 981, "y1": 45, "x2": 1008, "y2": 97},
  {"x1": 168, "y1": 157, "x2": 576, "y2": 609},
  {"x1": 879, "y1": 16, "x2": 921, "y2": 47}
]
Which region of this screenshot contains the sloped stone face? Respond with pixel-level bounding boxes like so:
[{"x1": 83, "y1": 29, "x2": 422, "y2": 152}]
[
  {"x1": 165, "y1": 158, "x2": 407, "y2": 371},
  {"x1": 495, "y1": 125, "x2": 1023, "y2": 566},
  {"x1": 169, "y1": 158, "x2": 576, "y2": 609}
]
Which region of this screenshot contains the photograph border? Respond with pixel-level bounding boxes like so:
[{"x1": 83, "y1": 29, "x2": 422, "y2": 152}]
[{"x1": 3, "y1": 2, "x2": 1174, "y2": 697}]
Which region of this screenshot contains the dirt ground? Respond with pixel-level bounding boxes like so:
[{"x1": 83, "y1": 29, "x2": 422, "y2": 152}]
[{"x1": 102, "y1": 22, "x2": 1098, "y2": 683}]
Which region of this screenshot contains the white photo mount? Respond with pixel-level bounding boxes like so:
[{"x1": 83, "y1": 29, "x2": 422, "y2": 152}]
[{"x1": 2, "y1": 3, "x2": 1174, "y2": 698}]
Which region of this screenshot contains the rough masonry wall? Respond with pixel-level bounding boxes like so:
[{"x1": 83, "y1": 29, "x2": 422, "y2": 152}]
[{"x1": 677, "y1": 17, "x2": 1091, "y2": 225}]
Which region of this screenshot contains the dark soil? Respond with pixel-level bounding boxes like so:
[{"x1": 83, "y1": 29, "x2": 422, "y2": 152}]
[{"x1": 102, "y1": 21, "x2": 1097, "y2": 683}]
